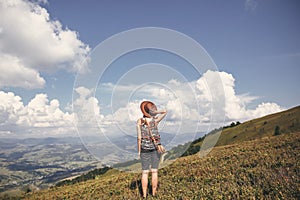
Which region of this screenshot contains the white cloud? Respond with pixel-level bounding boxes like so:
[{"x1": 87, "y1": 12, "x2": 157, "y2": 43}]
[
  {"x1": 0, "y1": 70, "x2": 284, "y2": 138},
  {"x1": 245, "y1": 0, "x2": 258, "y2": 11},
  {"x1": 0, "y1": 0, "x2": 90, "y2": 89},
  {"x1": 0, "y1": 54, "x2": 45, "y2": 88},
  {"x1": 101, "y1": 70, "x2": 284, "y2": 135},
  {"x1": 0, "y1": 91, "x2": 25, "y2": 127},
  {"x1": 27, "y1": 93, "x2": 74, "y2": 128},
  {"x1": 73, "y1": 87, "x2": 104, "y2": 131},
  {"x1": 0, "y1": 91, "x2": 75, "y2": 137},
  {"x1": 196, "y1": 70, "x2": 283, "y2": 122},
  {"x1": 32, "y1": 0, "x2": 48, "y2": 5},
  {"x1": 249, "y1": 102, "x2": 282, "y2": 118}
]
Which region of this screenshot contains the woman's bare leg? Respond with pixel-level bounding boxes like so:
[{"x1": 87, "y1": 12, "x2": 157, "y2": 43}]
[
  {"x1": 151, "y1": 169, "x2": 158, "y2": 196},
  {"x1": 142, "y1": 170, "x2": 149, "y2": 198}
]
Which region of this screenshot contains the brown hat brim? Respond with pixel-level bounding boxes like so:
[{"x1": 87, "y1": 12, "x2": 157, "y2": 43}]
[{"x1": 140, "y1": 101, "x2": 155, "y2": 118}]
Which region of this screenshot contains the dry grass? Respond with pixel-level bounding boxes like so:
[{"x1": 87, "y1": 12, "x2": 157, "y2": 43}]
[{"x1": 25, "y1": 132, "x2": 300, "y2": 200}]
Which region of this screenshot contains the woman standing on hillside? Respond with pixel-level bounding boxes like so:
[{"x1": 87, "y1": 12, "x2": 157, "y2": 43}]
[{"x1": 136, "y1": 101, "x2": 167, "y2": 198}]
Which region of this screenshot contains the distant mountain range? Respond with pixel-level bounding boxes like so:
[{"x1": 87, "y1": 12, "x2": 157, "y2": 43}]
[{"x1": 0, "y1": 136, "x2": 98, "y2": 193}]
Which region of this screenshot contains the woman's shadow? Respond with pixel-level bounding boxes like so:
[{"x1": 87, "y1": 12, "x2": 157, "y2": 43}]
[{"x1": 129, "y1": 179, "x2": 153, "y2": 197}]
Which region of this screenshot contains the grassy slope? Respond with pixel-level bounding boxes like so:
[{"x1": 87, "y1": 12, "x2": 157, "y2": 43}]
[
  {"x1": 23, "y1": 106, "x2": 300, "y2": 199},
  {"x1": 183, "y1": 106, "x2": 300, "y2": 153},
  {"x1": 216, "y1": 105, "x2": 300, "y2": 146},
  {"x1": 25, "y1": 132, "x2": 300, "y2": 200}
]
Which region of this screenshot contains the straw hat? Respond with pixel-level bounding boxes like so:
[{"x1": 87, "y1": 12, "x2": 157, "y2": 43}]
[{"x1": 140, "y1": 101, "x2": 156, "y2": 118}]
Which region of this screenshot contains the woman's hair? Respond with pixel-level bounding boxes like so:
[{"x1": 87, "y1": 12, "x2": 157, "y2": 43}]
[
  {"x1": 141, "y1": 101, "x2": 157, "y2": 118},
  {"x1": 143, "y1": 103, "x2": 151, "y2": 117},
  {"x1": 146, "y1": 103, "x2": 157, "y2": 117}
]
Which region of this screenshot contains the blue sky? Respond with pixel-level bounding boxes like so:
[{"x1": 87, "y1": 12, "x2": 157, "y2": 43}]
[
  {"x1": 0, "y1": 0, "x2": 299, "y2": 139},
  {"x1": 32, "y1": 0, "x2": 300, "y2": 107},
  {"x1": 49, "y1": 0, "x2": 299, "y2": 106}
]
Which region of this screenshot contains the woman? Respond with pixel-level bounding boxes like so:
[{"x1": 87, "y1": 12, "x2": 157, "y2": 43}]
[{"x1": 136, "y1": 101, "x2": 167, "y2": 198}]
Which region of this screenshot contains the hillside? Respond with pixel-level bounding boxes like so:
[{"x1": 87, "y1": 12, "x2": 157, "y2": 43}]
[
  {"x1": 54, "y1": 106, "x2": 300, "y2": 179},
  {"x1": 23, "y1": 131, "x2": 300, "y2": 199},
  {"x1": 178, "y1": 105, "x2": 300, "y2": 157},
  {"x1": 216, "y1": 105, "x2": 300, "y2": 146}
]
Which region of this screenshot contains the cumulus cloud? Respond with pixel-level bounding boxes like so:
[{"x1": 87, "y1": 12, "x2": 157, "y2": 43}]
[
  {"x1": 26, "y1": 93, "x2": 74, "y2": 128},
  {"x1": 99, "y1": 70, "x2": 283, "y2": 136},
  {"x1": 197, "y1": 70, "x2": 283, "y2": 122},
  {"x1": 0, "y1": 0, "x2": 90, "y2": 89},
  {"x1": 73, "y1": 87, "x2": 104, "y2": 126},
  {"x1": 0, "y1": 91, "x2": 74, "y2": 137},
  {"x1": 0, "y1": 91, "x2": 26, "y2": 127},
  {"x1": 0, "y1": 70, "x2": 284, "y2": 138},
  {"x1": 0, "y1": 54, "x2": 45, "y2": 89}
]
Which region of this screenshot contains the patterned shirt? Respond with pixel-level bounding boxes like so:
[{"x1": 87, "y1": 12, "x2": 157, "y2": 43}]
[{"x1": 140, "y1": 118, "x2": 161, "y2": 151}]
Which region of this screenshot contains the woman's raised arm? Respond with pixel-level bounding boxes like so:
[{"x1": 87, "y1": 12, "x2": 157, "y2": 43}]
[{"x1": 154, "y1": 110, "x2": 167, "y2": 123}]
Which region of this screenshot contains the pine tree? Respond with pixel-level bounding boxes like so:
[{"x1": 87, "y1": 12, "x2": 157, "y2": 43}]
[{"x1": 274, "y1": 126, "x2": 281, "y2": 135}]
